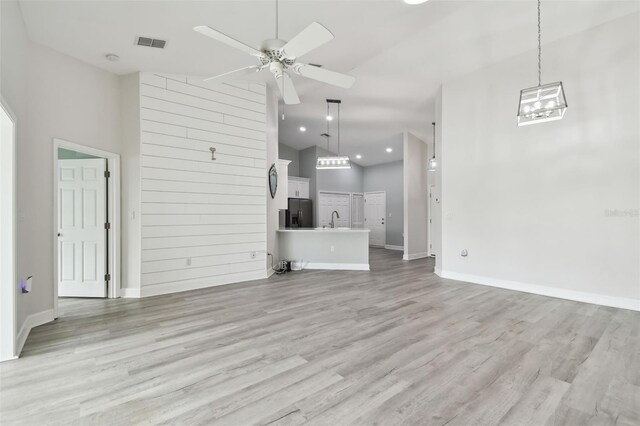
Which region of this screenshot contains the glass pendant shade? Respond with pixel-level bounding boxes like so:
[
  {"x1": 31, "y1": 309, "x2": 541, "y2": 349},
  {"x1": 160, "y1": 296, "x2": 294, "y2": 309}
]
[
  {"x1": 517, "y1": 81, "x2": 567, "y2": 126},
  {"x1": 316, "y1": 156, "x2": 352, "y2": 170},
  {"x1": 428, "y1": 156, "x2": 437, "y2": 171}
]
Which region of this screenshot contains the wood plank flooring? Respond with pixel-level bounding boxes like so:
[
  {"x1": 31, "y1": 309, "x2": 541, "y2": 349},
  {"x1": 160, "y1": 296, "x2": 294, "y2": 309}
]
[{"x1": 1, "y1": 248, "x2": 639, "y2": 425}]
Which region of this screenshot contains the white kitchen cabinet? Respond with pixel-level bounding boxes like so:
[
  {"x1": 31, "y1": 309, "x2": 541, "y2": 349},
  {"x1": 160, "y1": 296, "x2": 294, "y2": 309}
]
[{"x1": 288, "y1": 177, "x2": 310, "y2": 199}]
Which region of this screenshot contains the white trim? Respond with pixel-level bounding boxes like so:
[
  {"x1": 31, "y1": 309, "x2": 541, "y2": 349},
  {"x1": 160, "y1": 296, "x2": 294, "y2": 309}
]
[
  {"x1": 301, "y1": 263, "x2": 370, "y2": 271},
  {"x1": 140, "y1": 271, "x2": 267, "y2": 298},
  {"x1": 121, "y1": 288, "x2": 141, "y2": 298},
  {"x1": 15, "y1": 309, "x2": 55, "y2": 356},
  {"x1": 437, "y1": 269, "x2": 640, "y2": 312},
  {"x1": 266, "y1": 268, "x2": 276, "y2": 278},
  {"x1": 53, "y1": 139, "x2": 122, "y2": 315},
  {"x1": 403, "y1": 252, "x2": 430, "y2": 261},
  {"x1": 384, "y1": 245, "x2": 404, "y2": 251},
  {"x1": 0, "y1": 96, "x2": 17, "y2": 362}
]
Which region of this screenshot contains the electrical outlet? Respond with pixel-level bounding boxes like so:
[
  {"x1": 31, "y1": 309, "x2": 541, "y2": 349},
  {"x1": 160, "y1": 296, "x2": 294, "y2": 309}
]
[
  {"x1": 250, "y1": 252, "x2": 257, "y2": 259},
  {"x1": 186, "y1": 258, "x2": 192, "y2": 266},
  {"x1": 330, "y1": 245, "x2": 335, "y2": 252}
]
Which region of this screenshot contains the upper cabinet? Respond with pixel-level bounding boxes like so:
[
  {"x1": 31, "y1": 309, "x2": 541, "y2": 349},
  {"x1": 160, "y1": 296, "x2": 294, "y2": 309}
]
[{"x1": 288, "y1": 177, "x2": 310, "y2": 199}]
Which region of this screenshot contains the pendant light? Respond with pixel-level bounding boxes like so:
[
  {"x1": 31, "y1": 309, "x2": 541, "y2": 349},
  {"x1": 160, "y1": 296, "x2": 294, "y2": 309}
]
[
  {"x1": 316, "y1": 99, "x2": 351, "y2": 169},
  {"x1": 428, "y1": 121, "x2": 437, "y2": 171},
  {"x1": 517, "y1": 0, "x2": 567, "y2": 126}
]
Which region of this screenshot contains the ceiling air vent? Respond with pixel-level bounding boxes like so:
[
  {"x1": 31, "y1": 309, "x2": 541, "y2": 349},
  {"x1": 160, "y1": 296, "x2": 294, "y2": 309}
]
[{"x1": 136, "y1": 36, "x2": 167, "y2": 49}]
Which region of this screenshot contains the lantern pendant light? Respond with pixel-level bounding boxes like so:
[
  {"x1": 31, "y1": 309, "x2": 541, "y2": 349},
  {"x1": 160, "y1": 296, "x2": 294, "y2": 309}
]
[
  {"x1": 316, "y1": 99, "x2": 352, "y2": 170},
  {"x1": 428, "y1": 121, "x2": 437, "y2": 171},
  {"x1": 517, "y1": 0, "x2": 567, "y2": 126}
]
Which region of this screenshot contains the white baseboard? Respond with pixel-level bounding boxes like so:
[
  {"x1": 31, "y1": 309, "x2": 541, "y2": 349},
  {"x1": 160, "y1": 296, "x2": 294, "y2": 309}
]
[
  {"x1": 141, "y1": 270, "x2": 267, "y2": 298},
  {"x1": 384, "y1": 245, "x2": 404, "y2": 251},
  {"x1": 403, "y1": 252, "x2": 430, "y2": 261},
  {"x1": 302, "y1": 263, "x2": 370, "y2": 271},
  {"x1": 16, "y1": 309, "x2": 55, "y2": 357},
  {"x1": 121, "y1": 287, "x2": 141, "y2": 298},
  {"x1": 438, "y1": 269, "x2": 640, "y2": 312},
  {"x1": 434, "y1": 267, "x2": 442, "y2": 276},
  {"x1": 266, "y1": 268, "x2": 276, "y2": 278}
]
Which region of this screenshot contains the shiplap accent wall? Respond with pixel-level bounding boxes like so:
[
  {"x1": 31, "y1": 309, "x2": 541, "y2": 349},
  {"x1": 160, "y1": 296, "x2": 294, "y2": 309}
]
[{"x1": 139, "y1": 73, "x2": 268, "y2": 296}]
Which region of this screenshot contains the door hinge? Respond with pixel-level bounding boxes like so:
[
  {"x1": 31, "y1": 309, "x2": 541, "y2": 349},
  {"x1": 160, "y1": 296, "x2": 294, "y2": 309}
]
[
  {"x1": 105, "y1": 222, "x2": 111, "y2": 230},
  {"x1": 104, "y1": 170, "x2": 111, "y2": 178},
  {"x1": 105, "y1": 273, "x2": 111, "y2": 281}
]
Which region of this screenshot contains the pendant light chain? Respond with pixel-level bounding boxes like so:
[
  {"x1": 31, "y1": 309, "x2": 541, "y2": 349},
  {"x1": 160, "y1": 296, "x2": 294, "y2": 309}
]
[
  {"x1": 432, "y1": 122, "x2": 436, "y2": 158},
  {"x1": 337, "y1": 103, "x2": 341, "y2": 156},
  {"x1": 537, "y1": 0, "x2": 542, "y2": 86},
  {"x1": 326, "y1": 102, "x2": 330, "y2": 152}
]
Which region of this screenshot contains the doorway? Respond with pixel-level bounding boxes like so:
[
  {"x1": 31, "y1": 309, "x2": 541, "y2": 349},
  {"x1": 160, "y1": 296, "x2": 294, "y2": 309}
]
[
  {"x1": 53, "y1": 140, "x2": 121, "y2": 313},
  {"x1": 428, "y1": 184, "x2": 436, "y2": 256},
  {"x1": 364, "y1": 191, "x2": 386, "y2": 247},
  {"x1": 0, "y1": 97, "x2": 17, "y2": 361}
]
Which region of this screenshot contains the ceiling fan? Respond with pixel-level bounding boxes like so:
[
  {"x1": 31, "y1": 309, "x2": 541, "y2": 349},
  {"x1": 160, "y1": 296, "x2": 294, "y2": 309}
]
[{"x1": 193, "y1": 0, "x2": 356, "y2": 105}]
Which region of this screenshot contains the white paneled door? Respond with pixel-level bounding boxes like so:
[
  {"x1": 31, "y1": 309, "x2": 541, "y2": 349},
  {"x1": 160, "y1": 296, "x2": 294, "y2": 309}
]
[
  {"x1": 318, "y1": 192, "x2": 351, "y2": 228},
  {"x1": 365, "y1": 191, "x2": 386, "y2": 247},
  {"x1": 58, "y1": 159, "x2": 107, "y2": 298}
]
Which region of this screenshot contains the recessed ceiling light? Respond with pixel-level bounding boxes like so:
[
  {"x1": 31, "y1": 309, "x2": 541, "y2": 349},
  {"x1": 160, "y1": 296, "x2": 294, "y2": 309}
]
[
  {"x1": 105, "y1": 53, "x2": 119, "y2": 62},
  {"x1": 403, "y1": 0, "x2": 429, "y2": 4},
  {"x1": 326, "y1": 115, "x2": 333, "y2": 121},
  {"x1": 386, "y1": 148, "x2": 393, "y2": 153},
  {"x1": 299, "y1": 126, "x2": 306, "y2": 132},
  {"x1": 356, "y1": 154, "x2": 362, "y2": 159}
]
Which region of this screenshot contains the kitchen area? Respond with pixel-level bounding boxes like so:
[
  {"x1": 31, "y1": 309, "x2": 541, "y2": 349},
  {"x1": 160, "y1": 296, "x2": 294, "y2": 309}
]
[{"x1": 275, "y1": 158, "x2": 371, "y2": 271}]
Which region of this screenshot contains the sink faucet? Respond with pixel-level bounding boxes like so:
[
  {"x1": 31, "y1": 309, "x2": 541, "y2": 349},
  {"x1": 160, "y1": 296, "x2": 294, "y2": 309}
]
[{"x1": 330, "y1": 210, "x2": 340, "y2": 228}]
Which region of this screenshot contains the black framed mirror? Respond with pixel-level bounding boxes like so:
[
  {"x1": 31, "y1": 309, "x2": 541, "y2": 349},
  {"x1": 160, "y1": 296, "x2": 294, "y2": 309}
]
[{"x1": 268, "y1": 163, "x2": 278, "y2": 199}]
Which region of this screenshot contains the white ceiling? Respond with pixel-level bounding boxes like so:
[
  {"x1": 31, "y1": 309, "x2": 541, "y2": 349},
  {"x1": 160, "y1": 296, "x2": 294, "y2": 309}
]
[{"x1": 18, "y1": 0, "x2": 639, "y2": 166}]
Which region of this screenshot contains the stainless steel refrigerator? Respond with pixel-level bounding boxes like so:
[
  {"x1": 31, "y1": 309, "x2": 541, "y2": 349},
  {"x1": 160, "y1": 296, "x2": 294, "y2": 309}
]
[{"x1": 286, "y1": 198, "x2": 313, "y2": 228}]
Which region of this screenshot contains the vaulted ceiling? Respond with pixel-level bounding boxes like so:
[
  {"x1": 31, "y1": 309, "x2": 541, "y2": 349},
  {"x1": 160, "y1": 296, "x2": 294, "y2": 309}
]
[{"x1": 18, "y1": 0, "x2": 639, "y2": 166}]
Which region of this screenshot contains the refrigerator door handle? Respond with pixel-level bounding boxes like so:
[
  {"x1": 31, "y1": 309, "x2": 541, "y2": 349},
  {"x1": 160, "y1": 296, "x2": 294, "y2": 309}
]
[{"x1": 299, "y1": 210, "x2": 303, "y2": 224}]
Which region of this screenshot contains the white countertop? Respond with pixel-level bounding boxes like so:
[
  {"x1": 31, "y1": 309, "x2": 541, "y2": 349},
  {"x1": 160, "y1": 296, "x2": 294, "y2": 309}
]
[{"x1": 277, "y1": 228, "x2": 370, "y2": 233}]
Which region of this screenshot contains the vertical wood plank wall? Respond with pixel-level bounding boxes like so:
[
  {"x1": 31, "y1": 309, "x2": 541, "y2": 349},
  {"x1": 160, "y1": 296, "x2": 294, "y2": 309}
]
[{"x1": 139, "y1": 73, "x2": 267, "y2": 296}]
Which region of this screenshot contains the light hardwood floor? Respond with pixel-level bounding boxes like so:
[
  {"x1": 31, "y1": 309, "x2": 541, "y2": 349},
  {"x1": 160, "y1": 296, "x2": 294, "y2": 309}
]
[{"x1": 1, "y1": 248, "x2": 639, "y2": 425}]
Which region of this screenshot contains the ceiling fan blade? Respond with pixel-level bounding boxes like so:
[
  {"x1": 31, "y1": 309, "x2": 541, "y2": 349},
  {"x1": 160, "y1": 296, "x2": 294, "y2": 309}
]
[
  {"x1": 274, "y1": 72, "x2": 300, "y2": 105},
  {"x1": 203, "y1": 66, "x2": 263, "y2": 82},
  {"x1": 293, "y1": 64, "x2": 356, "y2": 89},
  {"x1": 282, "y1": 22, "x2": 334, "y2": 58},
  {"x1": 194, "y1": 26, "x2": 263, "y2": 57}
]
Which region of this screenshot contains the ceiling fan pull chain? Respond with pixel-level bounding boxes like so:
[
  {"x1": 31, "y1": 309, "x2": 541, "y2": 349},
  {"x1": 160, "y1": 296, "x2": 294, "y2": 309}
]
[{"x1": 275, "y1": 0, "x2": 279, "y2": 39}]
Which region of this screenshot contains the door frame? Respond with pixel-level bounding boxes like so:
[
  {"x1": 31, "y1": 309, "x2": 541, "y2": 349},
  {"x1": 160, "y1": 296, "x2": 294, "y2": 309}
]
[
  {"x1": 364, "y1": 191, "x2": 386, "y2": 247},
  {"x1": 53, "y1": 139, "x2": 121, "y2": 316},
  {"x1": 0, "y1": 96, "x2": 17, "y2": 361}
]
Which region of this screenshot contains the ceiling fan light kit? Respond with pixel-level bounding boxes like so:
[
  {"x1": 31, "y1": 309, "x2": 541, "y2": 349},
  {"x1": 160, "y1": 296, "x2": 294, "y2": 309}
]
[
  {"x1": 517, "y1": 0, "x2": 568, "y2": 126},
  {"x1": 194, "y1": 0, "x2": 355, "y2": 105}
]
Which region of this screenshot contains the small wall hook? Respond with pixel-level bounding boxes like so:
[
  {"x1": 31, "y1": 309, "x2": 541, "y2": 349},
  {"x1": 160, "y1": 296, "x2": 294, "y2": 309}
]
[{"x1": 209, "y1": 147, "x2": 217, "y2": 160}]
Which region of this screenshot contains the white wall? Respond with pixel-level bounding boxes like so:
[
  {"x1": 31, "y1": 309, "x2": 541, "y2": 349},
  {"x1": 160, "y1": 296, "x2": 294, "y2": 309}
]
[
  {"x1": 266, "y1": 88, "x2": 279, "y2": 275},
  {"x1": 403, "y1": 132, "x2": 429, "y2": 260},
  {"x1": 439, "y1": 13, "x2": 640, "y2": 310},
  {"x1": 2, "y1": 0, "x2": 123, "y2": 334},
  {"x1": 138, "y1": 73, "x2": 268, "y2": 297},
  {"x1": 120, "y1": 73, "x2": 141, "y2": 297}
]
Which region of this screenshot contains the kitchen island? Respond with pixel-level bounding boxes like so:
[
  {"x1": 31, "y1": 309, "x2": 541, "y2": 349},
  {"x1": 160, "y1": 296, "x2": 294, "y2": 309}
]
[{"x1": 277, "y1": 228, "x2": 370, "y2": 271}]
